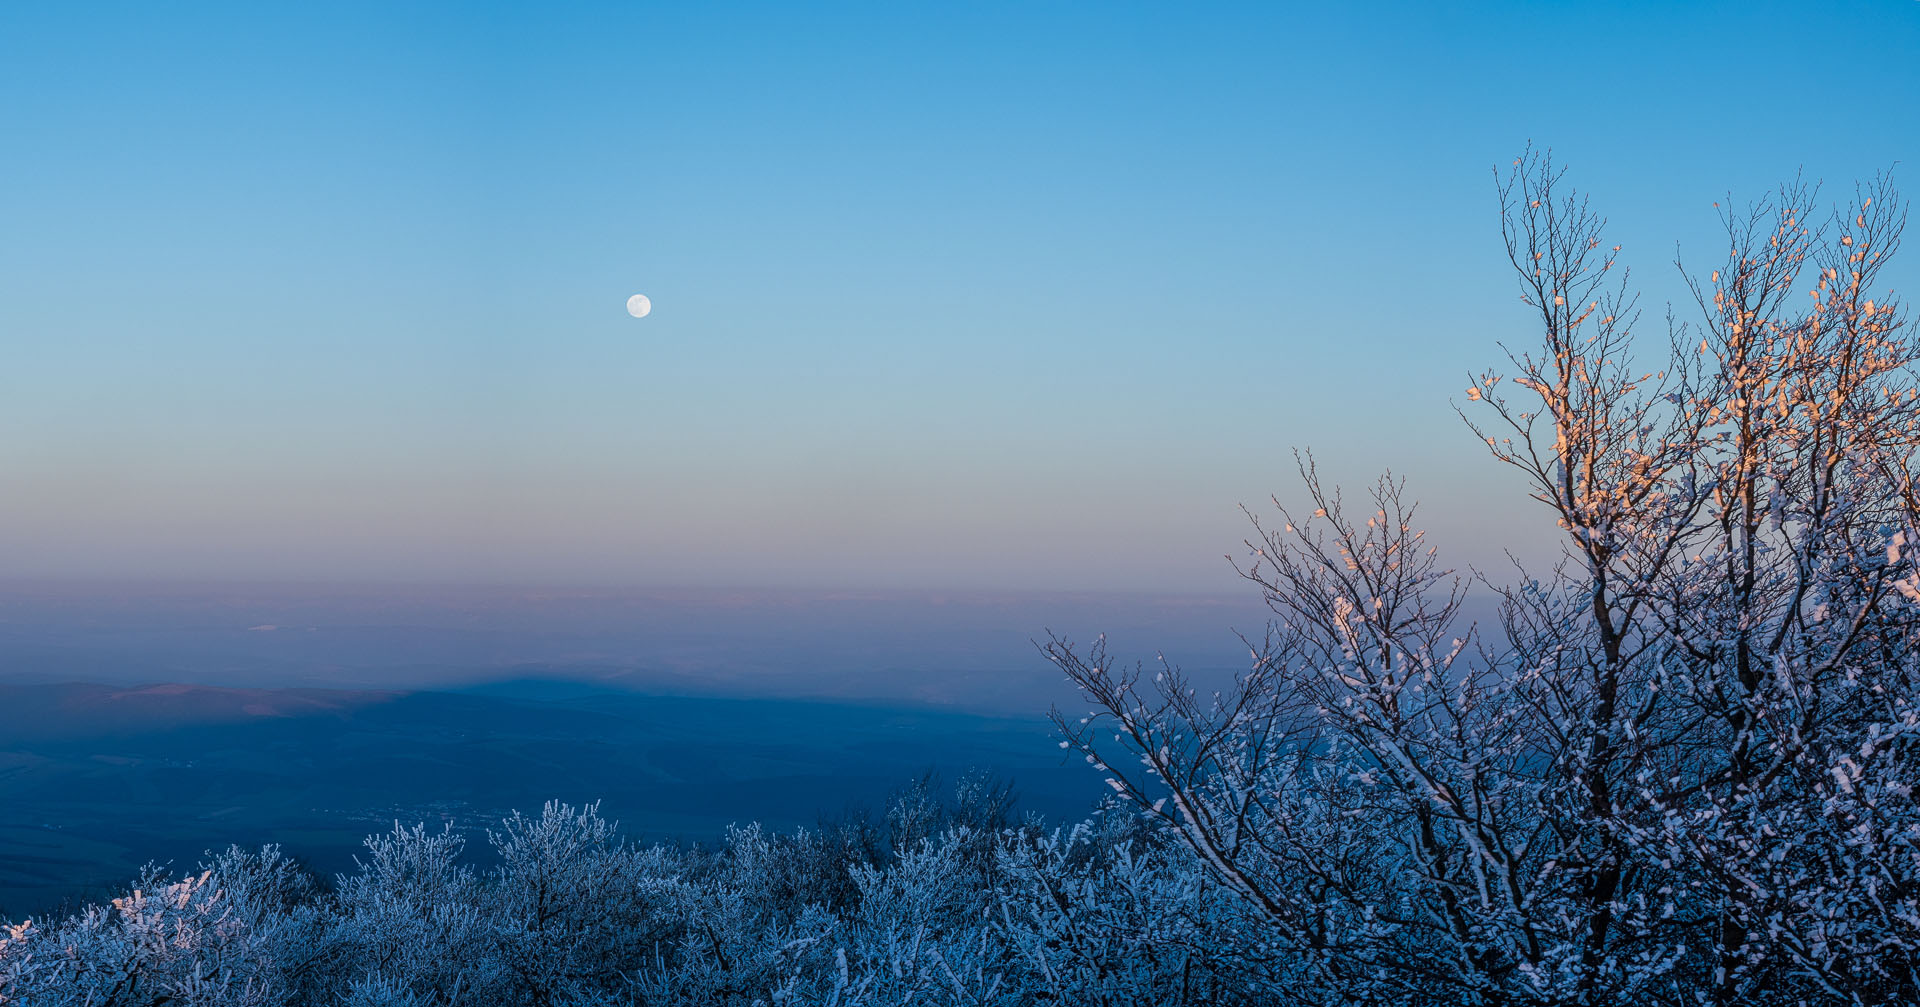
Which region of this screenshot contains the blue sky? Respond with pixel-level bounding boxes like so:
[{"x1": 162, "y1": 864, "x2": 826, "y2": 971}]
[{"x1": 2, "y1": 1, "x2": 1916, "y2": 592}]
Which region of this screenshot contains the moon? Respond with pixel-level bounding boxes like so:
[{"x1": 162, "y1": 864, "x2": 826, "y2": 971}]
[{"x1": 626, "y1": 294, "x2": 652, "y2": 318}]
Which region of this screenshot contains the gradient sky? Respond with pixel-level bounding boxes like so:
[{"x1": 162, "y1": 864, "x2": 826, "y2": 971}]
[{"x1": 2, "y1": 1, "x2": 1917, "y2": 592}]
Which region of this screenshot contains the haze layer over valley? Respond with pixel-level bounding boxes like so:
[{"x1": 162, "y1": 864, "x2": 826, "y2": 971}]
[{"x1": 0, "y1": 582, "x2": 1269, "y2": 917}]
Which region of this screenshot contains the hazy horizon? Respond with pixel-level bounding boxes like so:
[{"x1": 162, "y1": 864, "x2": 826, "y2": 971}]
[{"x1": 0, "y1": 577, "x2": 1319, "y2": 712}]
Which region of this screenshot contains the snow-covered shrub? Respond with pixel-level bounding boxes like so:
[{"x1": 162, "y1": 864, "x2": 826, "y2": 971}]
[
  {"x1": 995, "y1": 823, "x2": 1262, "y2": 1006},
  {"x1": 625, "y1": 883, "x2": 844, "y2": 1007},
  {"x1": 314, "y1": 822, "x2": 507, "y2": 1005},
  {"x1": 0, "y1": 869, "x2": 282, "y2": 1006},
  {"x1": 483, "y1": 801, "x2": 682, "y2": 1003}
]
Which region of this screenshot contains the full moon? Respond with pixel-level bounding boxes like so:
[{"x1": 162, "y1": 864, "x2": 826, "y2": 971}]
[{"x1": 626, "y1": 294, "x2": 652, "y2": 318}]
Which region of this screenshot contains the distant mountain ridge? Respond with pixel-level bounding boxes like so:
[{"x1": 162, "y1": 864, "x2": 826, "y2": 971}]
[{"x1": 0, "y1": 681, "x2": 398, "y2": 743}]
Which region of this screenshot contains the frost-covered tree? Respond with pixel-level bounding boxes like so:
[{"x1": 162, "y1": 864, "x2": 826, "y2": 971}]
[{"x1": 1048, "y1": 150, "x2": 1917, "y2": 1007}]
